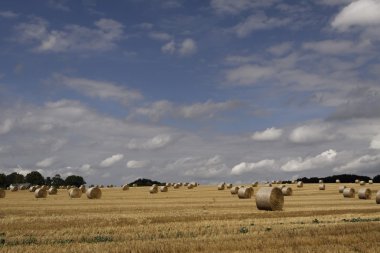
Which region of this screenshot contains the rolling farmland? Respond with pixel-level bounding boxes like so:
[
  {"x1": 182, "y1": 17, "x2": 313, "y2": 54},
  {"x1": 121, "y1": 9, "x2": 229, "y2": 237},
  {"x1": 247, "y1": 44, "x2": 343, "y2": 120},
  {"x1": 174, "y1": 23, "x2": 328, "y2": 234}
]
[{"x1": 0, "y1": 183, "x2": 379, "y2": 253}]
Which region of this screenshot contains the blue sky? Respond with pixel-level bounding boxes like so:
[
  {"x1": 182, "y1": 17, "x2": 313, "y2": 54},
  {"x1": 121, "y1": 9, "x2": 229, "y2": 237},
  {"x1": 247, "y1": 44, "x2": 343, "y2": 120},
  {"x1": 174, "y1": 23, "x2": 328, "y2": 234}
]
[{"x1": 1, "y1": 0, "x2": 380, "y2": 184}]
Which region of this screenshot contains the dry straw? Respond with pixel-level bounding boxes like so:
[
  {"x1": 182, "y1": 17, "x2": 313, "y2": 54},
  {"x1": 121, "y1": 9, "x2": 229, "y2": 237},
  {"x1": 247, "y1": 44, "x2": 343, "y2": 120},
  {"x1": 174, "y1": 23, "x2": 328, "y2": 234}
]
[
  {"x1": 358, "y1": 188, "x2": 372, "y2": 199},
  {"x1": 343, "y1": 188, "x2": 355, "y2": 198},
  {"x1": 160, "y1": 186, "x2": 168, "y2": 192},
  {"x1": 319, "y1": 184, "x2": 325, "y2": 190},
  {"x1": 48, "y1": 187, "x2": 57, "y2": 195},
  {"x1": 165, "y1": 183, "x2": 172, "y2": 187},
  {"x1": 319, "y1": 180, "x2": 323, "y2": 184},
  {"x1": 355, "y1": 179, "x2": 359, "y2": 184},
  {"x1": 86, "y1": 187, "x2": 102, "y2": 199},
  {"x1": 368, "y1": 180, "x2": 373, "y2": 184},
  {"x1": 338, "y1": 185, "x2": 346, "y2": 193},
  {"x1": 256, "y1": 187, "x2": 284, "y2": 211},
  {"x1": 376, "y1": 191, "x2": 380, "y2": 204},
  {"x1": 10, "y1": 185, "x2": 18, "y2": 192},
  {"x1": 122, "y1": 184, "x2": 129, "y2": 191},
  {"x1": 230, "y1": 186, "x2": 239, "y2": 195},
  {"x1": 0, "y1": 189, "x2": 5, "y2": 198},
  {"x1": 34, "y1": 188, "x2": 47, "y2": 198},
  {"x1": 79, "y1": 185, "x2": 86, "y2": 193},
  {"x1": 237, "y1": 187, "x2": 253, "y2": 199},
  {"x1": 173, "y1": 183, "x2": 180, "y2": 189},
  {"x1": 281, "y1": 186, "x2": 293, "y2": 196},
  {"x1": 187, "y1": 184, "x2": 194, "y2": 189},
  {"x1": 252, "y1": 182, "x2": 258, "y2": 187},
  {"x1": 69, "y1": 187, "x2": 82, "y2": 198},
  {"x1": 226, "y1": 183, "x2": 233, "y2": 189},
  {"x1": 359, "y1": 181, "x2": 366, "y2": 186},
  {"x1": 218, "y1": 182, "x2": 225, "y2": 190},
  {"x1": 29, "y1": 186, "x2": 37, "y2": 192},
  {"x1": 149, "y1": 185, "x2": 158, "y2": 194},
  {"x1": 336, "y1": 179, "x2": 340, "y2": 183},
  {"x1": 297, "y1": 181, "x2": 303, "y2": 188},
  {"x1": 133, "y1": 183, "x2": 137, "y2": 187}
]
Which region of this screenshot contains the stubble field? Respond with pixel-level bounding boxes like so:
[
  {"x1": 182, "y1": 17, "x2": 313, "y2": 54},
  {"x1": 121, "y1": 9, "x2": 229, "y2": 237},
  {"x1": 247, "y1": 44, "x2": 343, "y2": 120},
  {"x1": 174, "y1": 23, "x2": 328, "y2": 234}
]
[{"x1": 0, "y1": 183, "x2": 379, "y2": 253}]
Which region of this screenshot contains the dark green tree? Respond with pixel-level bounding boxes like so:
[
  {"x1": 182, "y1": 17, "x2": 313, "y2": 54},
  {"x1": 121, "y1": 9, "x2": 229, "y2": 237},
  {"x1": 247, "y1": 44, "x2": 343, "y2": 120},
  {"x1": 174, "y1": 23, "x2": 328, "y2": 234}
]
[
  {"x1": 0, "y1": 173, "x2": 6, "y2": 188},
  {"x1": 64, "y1": 175, "x2": 86, "y2": 187},
  {"x1": 45, "y1": 177, "x2": 52, "y2": 186},
  {"x1": 373, "y1": 175, "x2": 380, "y2": 183},
  {"x1": 6, "y1": 172, "x2": 24, "y2": 185},
  {"x1": 52, "y1": 174, "x2": 65, "y2": 187},
  {"x1": 25, "y1": 171, "x2": 45, "y2": 185}
]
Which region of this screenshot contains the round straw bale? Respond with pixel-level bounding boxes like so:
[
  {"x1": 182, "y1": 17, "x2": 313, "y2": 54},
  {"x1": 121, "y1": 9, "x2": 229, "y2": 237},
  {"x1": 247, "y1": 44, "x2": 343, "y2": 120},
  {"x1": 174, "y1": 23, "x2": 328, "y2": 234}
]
[
  {"x1": 230, "y1": 186, "x2": 239, "y2": 195},
  {"x1": 338, "y1": 185, "x2": 346, "y2": 193},
  {"x1": 217, "y1": 183, "x2": 225, "y2": 190},
  {"x1": 226, "y1": 183, "x2": 233, "y2": 189},
  {"x1": 48, "y1": 187, "x2": 57, "y2": 195},
  {"x1": 368, "y1": 180, "x2": 373, "y2": 184},
  {"x1": 319, "y1": 184, "x2": 325, "y2": 190},
  {"x1": 133, "y1": 183, "x2": 137, "y2": 187},
  {"x1": 160, "y1": 186, "x2": 168, "y2": 192},
  {"x1": 355, "y1": 179, "x2": 359, "y2": 184},
  {"x1": 34, "y1": 188, "x2": 47, "y2": 198},
  {"x1": 165, "y1": 183, "x2": 172, "y2": 187},
  {"x1": 29, "y1": 186, "x2": 37, "y2": 192},
  {"x1": 319, "y1": 180, "x2": 323, "y2": 184},
  {"x1": 281, "y1": 186, "x2": 293, "y2": 196},
  {"x1": 359, "y1": 181, "x2": 366, "y2": 186},
  {"x1": 100, "y1": 184, "x2": 104, "y2": 188},
  {"x1": 265, "y1": 183, "x2": 272, "y2": 187},
  {"x1": 79, "y1": 185, "x2": 86, "y2": 193},
  {"x1": 376, "y1": 191, "x2": 380, "y2": 204},
  {"x1": 10, "y1": 185, "x2": 18, "y2": 192},
  {"x1": 256, "y1": 187, "x2": 284, "y2": 211},
  {"x1": 173, "y1": 183, "x2": 180, "y2": 189},
  {"x1": 20, "y1": 185, "x2": 28, "y2": 190},
  {"x1": 122, "y1": 184, "x2": 129, "y2": 191},
  {"x1": 69, "y1": 187, "x2": 82, "y2": 198},
  {"x1": 297, "y1": 181, "x2": 303, "y2": 188},
  {"x1": 336, "y1": 179, "x2": 340, "y2": 183},
  {"x1": 237, "y1": 187, "x2": 253, "y2": 199},
  {"x1": 343, "y1": 188, "x2": 355, "y2": 198},
  {"x1": 149, "y1": 185, "x2": 158, "y2": 194},
  {"x1": 184, "y1": 182, "x2": 189, "y2": 186},
  {"x1": 187, "y1": 184, "x2": 194, "y2": 189},
  {"x1": 86, "y1": 187, "x2": 102, "y2": 199},
  {"x1": 0, "y1": 189, "x2": 5, "y2": 198},
  {"x1": 358, "y1": 188, "x2": 371, "y2": 199},
  {"x1": 252, "y1": 182, "x2": 258, "y2": 187}
]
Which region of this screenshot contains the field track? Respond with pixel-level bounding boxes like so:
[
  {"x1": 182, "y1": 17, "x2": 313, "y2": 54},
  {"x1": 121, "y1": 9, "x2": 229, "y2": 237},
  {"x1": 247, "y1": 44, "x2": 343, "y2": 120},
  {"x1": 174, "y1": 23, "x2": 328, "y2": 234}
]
[{"x1": 1, "y1": 183, "x2": 379, "y2": 253}]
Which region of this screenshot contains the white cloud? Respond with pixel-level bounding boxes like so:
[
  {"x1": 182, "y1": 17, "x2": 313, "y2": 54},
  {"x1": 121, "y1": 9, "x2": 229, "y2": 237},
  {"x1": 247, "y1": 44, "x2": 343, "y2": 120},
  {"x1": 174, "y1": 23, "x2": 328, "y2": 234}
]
[
  {"x1": 231, "y1": 159, "x2": 276, "y2": 175},
  {"x1": 289, "y1": 124, "x2": 336, "y2": 144},
  {"x1": 36, "y1": 157, "x2": 56, "y2": 168},
  {"x1": 0, "y1": 119, "x2": 13, "y2": 135},
  {"x1": 55, "y1": 74, "x2": 142, "y2": 105},
  {"x1": 127, "y1": 134, "x2": 172, "y2": 150},
  {"x1": 302, "y1": 39, "x2": 369, "y2": 55},
  {"x1": 233, "y1": 14, "x2": 291, "y2": 38},
  {"x1": 334, "y1": 154, "x2": 380, "y2": 173},
  {"x1": 148, "y1": 31, "x2": 172, "y2": 41},
  {"x1": 99, "y1": 154, "x2": 124, "y2": 167},
  {"x1": 134, "y1": 100, "x2": 173, "y2": 121},
  {"x1": 267, "y1": 42, "x2": 293, "y2": 56},
  {"x1": 332, "y1": 0, "x2": 380, "y2": 31},
  {"x1": 251, "y1": 127, "x2": 283, "y2": 141},
  {"x1": 211, "y1": 0, "x2": 278, "y2": 14},
  {"x1": 0, "y1": 11, "x2": 19, "y2": 18},
  {"x1": 370, "y1": 134, "x2": 380, "y2": 149},
  {"x1": 316, "y1": 0, "x2": 353, "y2": 6},
  {"x1": 178, "y1": 100, "x2": 237, "y2": 119},
  {"x1": 281, "y1": 149, "x2": 337, "y2": 172},
  {"x1": 126, "y1": 160, "x2": 150, "y2": 169},
  {"x1": 161, "y1": 38, "x2": 197, "y2": 56},
  {"x1": 226, "y1": 64, "x2": 274, "y2": 85},
  {"x1": 16, "y1": 17, "x2": 124, "y2": 52}
]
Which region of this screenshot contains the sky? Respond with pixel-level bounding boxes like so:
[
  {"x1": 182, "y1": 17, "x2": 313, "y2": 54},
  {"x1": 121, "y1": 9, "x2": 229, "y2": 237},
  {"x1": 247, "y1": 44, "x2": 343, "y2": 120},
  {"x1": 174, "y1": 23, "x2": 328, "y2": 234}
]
[{"x1": 0, "y1": 0, "x2": 380, "y2": 185}]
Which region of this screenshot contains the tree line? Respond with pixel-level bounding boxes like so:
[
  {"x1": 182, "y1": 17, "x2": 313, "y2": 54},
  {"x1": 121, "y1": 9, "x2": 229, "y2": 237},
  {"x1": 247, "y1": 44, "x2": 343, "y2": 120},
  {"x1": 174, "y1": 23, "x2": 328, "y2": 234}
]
[
  {"x1": 296, "y1": 174, "x2": 380, "y2": 183},
  {"x1": 0, "y1": 171, "x2": 86, "y2": 188}
]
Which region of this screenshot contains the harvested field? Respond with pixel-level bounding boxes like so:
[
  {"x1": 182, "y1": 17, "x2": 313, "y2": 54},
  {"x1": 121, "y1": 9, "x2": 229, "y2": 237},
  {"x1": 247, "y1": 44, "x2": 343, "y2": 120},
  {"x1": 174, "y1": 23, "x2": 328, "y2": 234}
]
[{"x1": 0, "y1": 184, "x2": 379, "y2": 253}]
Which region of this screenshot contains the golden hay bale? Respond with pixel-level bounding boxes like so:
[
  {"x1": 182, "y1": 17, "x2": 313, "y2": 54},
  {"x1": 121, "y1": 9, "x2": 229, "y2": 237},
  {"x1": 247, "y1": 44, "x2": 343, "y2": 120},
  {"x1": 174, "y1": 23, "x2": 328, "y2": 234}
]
[
  {"x1": 173, "y1": 183, "x2": 180, "y2": 189},
  {"x1": 338, "y1": 185, "x2": 346, "y2": 193},
  {"x1": 34, "y1": 188, "x2": 47, "y2": 198},
  {"x1": 184, "y1": 182, "x2": 189, "y2": 186},
  {"x1": 265, "y1": 183, "x2": 272, "y2": 187},
  {"x1": 230, "y1": 186, "x2": 239, "y2": 195},
  {"x1": 133, "y1": 183, "x2": 137, "y2": 187},
  {"x1": 319, "y1": 184, "x2": 325, "y2": 190},
  {"x1": 237, "y1": 187, "x2": 253, "y2": 199},
  {"x1": 190, "y1": 182, "x2": 198, "y2": 187},
  {"x1": 86, "y1": 187, "x2": 102, "y2": 199},
  {"x1": 187, "y1": 184, "x2": 194, "y2": 189},
  {"x1": 343, "y1": 188, "x2": 355, "y2": 198},
  {"x1": 358, "y1": 188, "x2": 371, "y2": 199},
  {"x1": 319, "y1": 180, "x2": 323, "y2": 184},
  {"x1": 281, "y1": 186, "x2": 293, "y2": 196},
  {"x1": 226, "y1": 183, "x2": 233, "y2": 189},
  {"x1": 252, "y1": 182, "x2": 258, "y2": 187},
  {"x1": 79, "y1": 185, "x2": 86, "y2": 193},
  {"x1": 10, "y1": 185, "x2": 18, "y2": 192},
  {"x1": 0, "y1": 189, "x2": 5, "y2": 198},
  {"x1": 122, "y1": 184, "x2": 129, "y2": 191},
  {"x1": 217, "y1": 183, "x2": 225, "y2": 190},
  {"x1": 355, "y1": 179, "x2": 359, "y2": 184},
  {"x1": 165, "y1": 183, "x2": 172, "y2": 187},
  {"x1": 20, "y1": 185, "x2": 28, "y2": 190},
  {"x1": 297, "y1": 181, "x2": 303, "y2": 188},
  {"x1": 149, "y1": 185, "x2": 158, "y2": 194},
  {"x1": 359, "y1": 181, "x2": 366, "y2": 186},
  {"x1": 29, "y1": 186, "x2": 37, "y2": 192},
  {"x1": 256, "y1": 187, "x2": 284, "y2": 211},
  {"x1": 160, "y1": 186, "x2": 168, "y2": 192},
  {"x1": 368, "y1": 180, "x2": 373, "y2": 184},
  {"x1": 376, "y1": 191, "x2": 380, "y2": 204},
  {"x1": 48, "y1": 187, "x2": 57, "y2": 195},
  {"x1": 336, "y1": 179, "x2": 340, "y2": 183},
  {"x1": 100, "y1": 185, "x2": 104, "y2": 188},
  {"x1": 68, "y1": 187, "x2": 82, "y2": 198}
]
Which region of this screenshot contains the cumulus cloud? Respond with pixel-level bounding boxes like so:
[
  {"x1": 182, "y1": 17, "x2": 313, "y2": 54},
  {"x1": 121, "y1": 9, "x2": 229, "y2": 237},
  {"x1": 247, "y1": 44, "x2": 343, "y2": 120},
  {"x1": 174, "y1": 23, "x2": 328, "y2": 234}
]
[
  {"x1": 281, "y1": 149, "x2": 337, "y2": 172},
  {"x1": 302, "y1": 39, "x2": 369, "y2": 55},
  {"x1": 0, "y1": 11, "x2": 19, "y2": 18},
  {"x1": 0, "y1": 119, "x2": 13, "y2": 135},
  {"x1": 334, "y1": 154, "x2": 380, "y2": 173},
  {"x1": 36, "y1": 157, "x2": 56, "y2": 168},
  {"x1": 126, "y1": 160, "x2": 150, "y2": 169},
  {"x1": 251, "y1": 127, "x2": 283, "y2": 141},
  {"x1": 211, "y1": 0, "x2": 278, "y2": 14},
  {"x1": 331, "y1": 0, "x2": 380, "y2": 31},
  {"x1": 267, "y1": 42, "x2": 293, "y2": 56},
  {"x1": 370, "y1": 134, "x2": 380, "y2": 149},
  {"x1": 99, "y1": 154, "x2": 124, "y2": 167},
  {"x1": 15, "y1": 17, "x2": 124, "y2": 52},
  {"x1": 231, "y1": 159, "x2": 276, "y2": 175},
  {"x1": 289, "y1": 124, "x2": 336, "y2": 144},
  {"x1": 225, "y1": 64, "x2": 274, "y2": 85},
  {"x1": 134, "y1": 100, "x2": 173, "y2": 121},
  {"x1": 54, "y1": 74, "x2": 142, "y2": 105},
  {"x1": 161, "y1": 38, "x2": 197, "y2": 56},
  {"x1": 127, "y1": 134, "x2": 172, "y2": 150}
]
